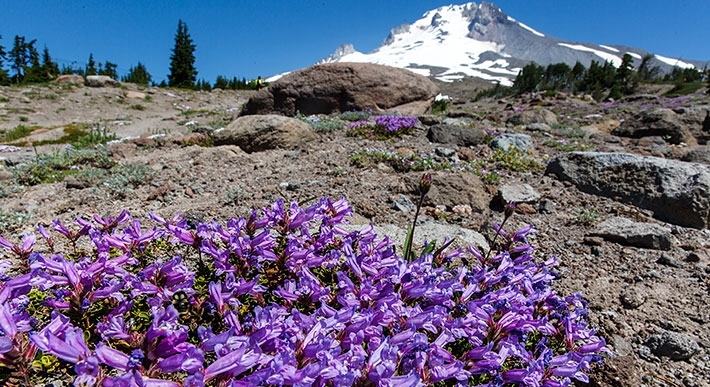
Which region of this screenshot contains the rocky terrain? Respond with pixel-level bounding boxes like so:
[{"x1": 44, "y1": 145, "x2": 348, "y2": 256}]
[{"x1": 1, "y1": 67, "x2": 710, "y2": 387}]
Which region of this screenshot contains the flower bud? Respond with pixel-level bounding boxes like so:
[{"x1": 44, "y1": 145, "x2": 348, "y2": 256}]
[
  {"x1": 419, "y1": 173, "x2": 432, "y2": 197},
  {"x1": 504, "y1": 201, "x2": 516, "y2": 219}
]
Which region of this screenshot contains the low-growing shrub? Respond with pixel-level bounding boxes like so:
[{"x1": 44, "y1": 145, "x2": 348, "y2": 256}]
[
  {"x1": 0, "y1": 193, "x2": 608, "y2": 386},
  {"x1": 543, "y1": 139, "x2": 593, "y2": 152},
  {"x1": 489, "y1": 147, "x2": 543, "y2": 172},
  {"x1": 101, "y1": 163, "x2": 155, "y2": 198},
  {"x1": 1, "y1": 124, "x2": 35, "y2": 142},
  {"x1": 296, "y1": 113, "x2": 345, "y2": 133},
  {"x1": 13, "y1": 148, "x2": 116, "y2": 186},
  {"x1": 574, "y1": 207, "x2": 601, "y2": 225},
  {"x1": 337, "y1": 110, "x2": 372, "y2": 122}
]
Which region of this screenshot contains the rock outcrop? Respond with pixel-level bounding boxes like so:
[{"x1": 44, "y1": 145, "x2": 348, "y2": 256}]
[
  {"x1": 240, "y1": 63, "x2": 439, "y2": 117},
  {"x1": 54, "y1": 74, "x2": 85, "y2": 86},
  {"x1": 85, "y1": 75, "x2": 119, "y2": 87},
  {"x1": 546, "y1": 152, "x2": 710, "y2": 229},
  {"x1": 612, "y1": 108, "x2": 696, "y2": 145}
]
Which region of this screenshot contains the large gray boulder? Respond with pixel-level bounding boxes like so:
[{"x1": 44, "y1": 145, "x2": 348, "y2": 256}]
[
  {"x1": 546, "y1": 152, "x2": 710, "y2": 229},
  {"x1": 214, "y1": 115, "x2": 317, "y2": 153},
  {"x1": 612, "y1": 108, "x2": 696, "y2": 145},
  {"x1": 240, "y1": 63, "x2": 439, "y2": 117}
]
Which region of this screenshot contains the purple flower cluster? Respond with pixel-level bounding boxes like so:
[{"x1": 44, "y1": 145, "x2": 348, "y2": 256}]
[
  {"x1": 374, "y1": 115, "x2": 419, "y2": 133},
  {"x1": 348, "y1": 120, "x2": 371, "y2": 130},
  {"x1": 0, "y1": 198, "x2": 608, "y2": 386}
]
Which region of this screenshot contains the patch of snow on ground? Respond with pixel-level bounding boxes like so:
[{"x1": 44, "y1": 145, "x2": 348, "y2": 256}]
[
  {"x1": 558, "y1": 43, "x2": 622, "y2": 66},
  {"x1": 599, "y1": 45, "x2": 619, "y2": 52},
  {"x1": 627, "y1": 52, "x2": 642, "y2": 59},
  {"x1": 517, "y1": 21, "x2": 545, "y2": 37},
  {"x1": 654, "y1": 54, "x2": 695, "y2": 69}
]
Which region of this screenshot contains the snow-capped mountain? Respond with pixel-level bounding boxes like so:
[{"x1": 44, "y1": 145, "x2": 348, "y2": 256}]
[{"x1": 319, "y1": 2, "x2": 704, "y2": 86}]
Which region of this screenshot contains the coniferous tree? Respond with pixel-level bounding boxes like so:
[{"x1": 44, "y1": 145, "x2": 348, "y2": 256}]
[
  {"x1": 168, "y1": 20, "x2": 197, "y2": 89},
  {"x1": 512, "y1": 63, "x2": 544, "y2": 94},
  {"x1": 637, "y1": 54, "x2": 660, "y2": 82},
  {"x1": 100, "y1": 61, "x2": 118, "y2": 79},
  {"x1": 22, "y1": 43, "x2": 45, "y2": 83},
  {"x1": 0, "y1": 35, "x2": 8, "y2": 85},
  {"x1": 615, "y1": 53, "x2": 638, "y2": 96},
  {"x1": 213, "y1": 75, "x2": 229, "y2": 90},
  {"x1": 122, "y1": 62, "x2": 152, "y2": 85},
  {"x1": 542, "y1": 62, "x2": 571, "y2": 91},
  {"x1": 85, "y1": 53, "x2": 97, "y2": 76},
  {"x1": 41, "y1": 45, "x2": 59, "y2": 80},
  {"x1": 8, "y1": 35, "x2": 36, "y2": 83}
]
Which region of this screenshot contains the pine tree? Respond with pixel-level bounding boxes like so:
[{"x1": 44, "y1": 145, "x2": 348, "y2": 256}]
[
  {"x1": 22, "y1": 43, "x2": 45, "y2": 83},
  {"x1": 512, "y1": 62, "x2": 544, "y2": 94},
  {"x1": 85, "y1": 53, "x2": 97, "y2": 76},
  {"x1": 0, "y1": 35, "x2": 8, "y2": 85},
  {"x1": 615, "y1": 53, "x2": 637, "y2": 95},
  {"x1": 41, "y1": 45, "x2": 59, "y2": 80},
  {"x1": 122, "y1": 62, "x2": 152, "y2": 85},
  {"x1": 213, "y1": 75, "x2": 229, "y2": 90},
  {"x1": 168, "y1": 20, "x2": 197, "y2": 89},
  {"x1": 637, "y1": 54, "x2": 660, "y2": 82},
  {"x1": 8, "y1": 35, "x2": 36, "y2": 83},
  {"x1": 100, "y1": 61, "x2": 118, "y2": 79}
]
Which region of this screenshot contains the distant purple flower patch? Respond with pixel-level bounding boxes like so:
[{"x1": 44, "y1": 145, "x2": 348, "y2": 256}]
[{"x1": 374, "y1": 115, "x2": 419, "y2": 132}]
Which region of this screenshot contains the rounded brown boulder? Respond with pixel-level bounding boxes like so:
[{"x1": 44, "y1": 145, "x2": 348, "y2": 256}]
[{"x1": 240, "y1": 62, "x2": 440, "y2": 117}]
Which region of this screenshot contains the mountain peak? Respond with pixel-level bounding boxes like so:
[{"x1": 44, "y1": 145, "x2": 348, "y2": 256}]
[{"x1": 318, "y1": 2, "x2": 701, "y2": 85}]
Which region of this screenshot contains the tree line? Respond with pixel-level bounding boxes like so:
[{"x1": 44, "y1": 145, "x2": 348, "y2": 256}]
[
  {"x1": 0, "y1": 20, "x2": 262, "y2": 90},
  {"x1": 511, "y1": 53, "x2": 709, "y2": 100}
]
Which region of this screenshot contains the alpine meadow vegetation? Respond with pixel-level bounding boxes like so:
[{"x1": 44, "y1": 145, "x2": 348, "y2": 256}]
[{"x1": 0, "y1": 174, "x2": 609, "y2": 387}]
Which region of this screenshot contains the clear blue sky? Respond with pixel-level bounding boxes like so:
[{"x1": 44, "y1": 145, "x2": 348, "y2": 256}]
[{"x1": 2, "y1": 1, "x2": 708, "y2": 84}]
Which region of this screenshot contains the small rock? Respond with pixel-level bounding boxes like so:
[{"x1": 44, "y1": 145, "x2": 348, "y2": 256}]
[
  {"x1": 538, "y1": 198, "x2": 556, "y2": 214},
  {"x1": 583, "y1": 236, "x2": 605, "y2": 246},
  {"x1": 514, "y1": 202, "x2": 537, "y2": 214},
  {"x1": 64, "y1": 176, "x2": 91, "y2": 190},
  {"x1": 644, "y1": 330, "x2": 700, "y2": 361},
  {"x1": 435, "y1": 147, "x2": 456, "y2": 157},
  {"x1": 457, "y1": 148, "x2": 476, "y2": 161},
  {"x1": 392, "y1": 195, "x2": 415, "y2": 213},
  {"x1": 124, "y1": 90, "x2": 146, "y2": 99},
  {"x1": 686, "y1": 250, "x2": 708, "y2": 263},
  {"x1": 497, "y1": 183, "x2": 541, "y2": 205},
  {"x1": 489, "y1": 133, "x2": 533, "y2": 152},
  {"x1": 525, "y1": 123, "x2": 550, "y2": 132},
  {"x1": 619, "y1": 288, "x2": 646, "y2": 309},
  {"x1": 657, "y1": 252, "x2": 683, "y2": 268}
]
